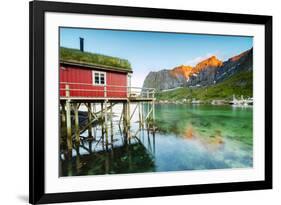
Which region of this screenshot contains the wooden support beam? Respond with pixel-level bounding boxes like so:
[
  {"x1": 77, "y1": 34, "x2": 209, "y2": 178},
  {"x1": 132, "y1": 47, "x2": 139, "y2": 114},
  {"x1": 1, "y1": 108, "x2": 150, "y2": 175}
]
[
  {"x1": 101, "y1": 102, "x2": 104, "y2": 144},
  {"x1": 122, "y1": 102, "x2": 128, "y2": 144},
  {"x1": 152, "y1": 91, "x2": 156, "y2": 132},
  {"x1": 129, "y1": 104, "x2": 138, "y2": 120},
  {"x1": 110, "y1": 102, "x2": 114, "y2": 143},
  {"x1": 88, "y1": 102, "x2": 93, "y2": 138},
  {"x1": 144, "y1": 107, "x2": 153, "y2": 122},
  {"x1": 61, "y1": 102, "x2": 66, "y2": 125},
  {"x1": 152, "y1": 131, "x2": 156, "y2": 155},
  {"x1": 65, "y1": 85, "x2": 72, "y2": 157},
  {"x1": 127, "y1": 101, "x2": 130, "y2": 128},
  {"x1": 141, "y1": 102, "x2": 144, "y2": 128},
  {"x1": 127, "y1": 100, "x2": 131, "y2": 139},
  {"x1": 74, "y1": 103, "x2": 80, "y2": 145},
  {"x1": 122, "y1": 102, "x2": 127, "y2": 131},
  {"x1": 138, "y1": 103, "x2": 142, "y2": 129},
  {"x1": 119, "y1": 106, "x2": 124, "y2": 127},
  {"x1": 104, "y1": 100, "x2": 109, "y2": 150},
  {"x1": 93, "y1": 103, "x2": 96, "y2": 140}
]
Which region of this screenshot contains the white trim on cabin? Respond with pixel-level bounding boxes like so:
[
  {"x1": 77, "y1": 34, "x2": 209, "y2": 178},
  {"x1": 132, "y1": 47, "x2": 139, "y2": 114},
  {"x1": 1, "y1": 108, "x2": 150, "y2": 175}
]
[{"x1": 92, "y1": 71, "x2": 107, "y2": 86}]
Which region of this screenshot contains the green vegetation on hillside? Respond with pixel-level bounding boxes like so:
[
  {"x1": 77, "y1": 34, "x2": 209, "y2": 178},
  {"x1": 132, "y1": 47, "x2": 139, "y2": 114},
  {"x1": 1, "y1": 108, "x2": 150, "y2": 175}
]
[
  {"x1": 156, "y1": 71, "x2": 253, "y2": 101},
  {"x1": 60, "y1": 47, "x2": 132, "y2": 71}
]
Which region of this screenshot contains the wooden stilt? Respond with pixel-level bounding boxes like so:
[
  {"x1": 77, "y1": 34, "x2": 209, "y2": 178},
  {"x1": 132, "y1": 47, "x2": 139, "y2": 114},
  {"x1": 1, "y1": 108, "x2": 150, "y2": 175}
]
[
  {"x1": 110, "y1": 102, "x2": 114, "y2": 144},
  {"x1": 147, "y1": 102, "x2": 150, "y2": 127},
  {"x1": 92, "y1": 103, "x2": 96, "y2": 140},
  {"x1": 88, "y1": 103, "x2": 93, "y2": 138},
  {"x1": 65, "y1": 85, "x2": 72, "y2": 157},
  {"x1": 141, "y1": 102, "x2": 144, "y2": 128},
  {"x1": 127, "y1": 101, "x2": 130, "y2": 125},
  {"x1": 74, "y1": 103, "x2": 80, "y2": 145},
  {"x1": 138, "y1": 102, "x2": 142, "y2": 129},
  {"x1": 122, "y1": 102, "x2": 128, "y2": 144},
  {"x1": 152, "y1": 131, "x2": 156, "y2": 155},
  {"x1": 61, "y1": 102, "x2": 66, "y2": 125},
  {"x1": 122, "y1": 102, "x2": 127, "y2": 131},
  {"x1": 104, "y1": 100, "x2": 109, "y2": 150},
  {"x1": 101, "y1": 102, "x2": 105, "y2": 145},
  {"x1": 152, "y1": 90, "x2": 156, "y2": 132}
]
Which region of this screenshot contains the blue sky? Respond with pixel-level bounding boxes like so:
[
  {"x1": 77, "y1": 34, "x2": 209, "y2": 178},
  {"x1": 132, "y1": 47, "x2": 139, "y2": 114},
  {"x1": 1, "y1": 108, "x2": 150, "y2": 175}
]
[{"x1": 60, "y1": 27, "x2": 253, "y2": 87}]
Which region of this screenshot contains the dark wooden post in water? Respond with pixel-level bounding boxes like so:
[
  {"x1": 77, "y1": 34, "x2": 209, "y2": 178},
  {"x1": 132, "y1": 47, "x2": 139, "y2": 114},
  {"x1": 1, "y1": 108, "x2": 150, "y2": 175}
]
[
  {"x1": 104, "y1": 100, "x2": 109, "y2": 150},
  {"x1": 65, "y1": 84, "x2": 72, "y2": 157},
  {"x1": 110, "y1": 102, "x2": 114, "y2": 143},
  {"x1": 101, "y1": 102, "x2": 104, "y2": 143},
  {"x1": 122, "y1": 102, "x2": 129, "y2": 143},
  {"x1": 88, "y1": 102, "x2": 93, "y2": 138},
  {"x1": 92, "y1": 103, "x2": 96, "y2": 140},
  {"x1": 146, "y1": 101, "x2": 150, "y2": 129},
  {"x1": 122, "y1": 102, "x2": 127, "y2": 132},
  {"x1": 127, "y1": 100, "x2": 131, "y2": 135},
  {"x1": 139, "y1": 101, "x2": 145, "y2": 129},
  {"x1": 74, "y1": 103, "x2": 80, "y2": 145},
  {"x1": 61, "y1": 102, "x2": 66, "y2": 126},
  {"x1": 141, "y1": 102, "x2": 144, "y2": 128},
  {"x1": 152, "y1": 90, "x2": 156, "y2": 132}
]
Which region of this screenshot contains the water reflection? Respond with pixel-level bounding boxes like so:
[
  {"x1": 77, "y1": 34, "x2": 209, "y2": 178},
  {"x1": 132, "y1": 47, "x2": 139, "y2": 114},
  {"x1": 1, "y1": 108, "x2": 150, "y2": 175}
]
[
  {"x1": 61, "y1": 136, "x2": 156, "y2": 176},
  {"x1": 60, "y1": 103, "x2": 253, "y2": 176}
]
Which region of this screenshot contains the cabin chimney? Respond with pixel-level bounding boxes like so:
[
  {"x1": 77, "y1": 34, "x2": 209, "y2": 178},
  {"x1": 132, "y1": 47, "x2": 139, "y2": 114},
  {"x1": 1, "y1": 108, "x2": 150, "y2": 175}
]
[{"x1": 79, "y1": 37, "x2": 84, "y2": 52}]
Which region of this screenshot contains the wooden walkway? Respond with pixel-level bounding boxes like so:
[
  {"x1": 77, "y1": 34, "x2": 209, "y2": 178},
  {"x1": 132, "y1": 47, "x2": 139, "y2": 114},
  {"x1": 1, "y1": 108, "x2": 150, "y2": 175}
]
[
  {"x1": 60, "y1": 82, "x2": 156, "y2": 158},
  {"x1": 60, "y1": 96, "x2": 155, "y2": 102}
]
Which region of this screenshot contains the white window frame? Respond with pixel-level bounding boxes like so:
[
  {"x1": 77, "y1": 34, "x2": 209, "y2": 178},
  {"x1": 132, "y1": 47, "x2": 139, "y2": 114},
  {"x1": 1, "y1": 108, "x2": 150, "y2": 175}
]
[{"x1": 92, "y1": 71, "x2": 106, "y2": 86}]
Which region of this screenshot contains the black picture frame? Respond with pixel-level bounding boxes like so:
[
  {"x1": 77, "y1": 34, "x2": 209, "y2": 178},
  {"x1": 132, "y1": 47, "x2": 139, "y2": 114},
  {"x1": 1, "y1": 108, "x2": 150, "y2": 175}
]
[{"x1": 29, "y1": 0, "x2": 272, "y2": 204}]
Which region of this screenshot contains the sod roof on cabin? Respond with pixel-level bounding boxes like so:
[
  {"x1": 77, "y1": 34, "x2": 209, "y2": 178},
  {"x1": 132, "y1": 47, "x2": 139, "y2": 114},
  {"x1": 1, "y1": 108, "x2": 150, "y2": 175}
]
[{"x1": 60, "y1": 47, "x2": 132, "y2": 72}]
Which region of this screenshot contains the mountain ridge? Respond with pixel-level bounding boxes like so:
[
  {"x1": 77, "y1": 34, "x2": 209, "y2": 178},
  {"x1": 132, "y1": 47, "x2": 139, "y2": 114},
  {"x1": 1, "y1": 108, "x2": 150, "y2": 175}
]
[{"x1": 142, "y1": 48, "x2": 253, "y2": 91}]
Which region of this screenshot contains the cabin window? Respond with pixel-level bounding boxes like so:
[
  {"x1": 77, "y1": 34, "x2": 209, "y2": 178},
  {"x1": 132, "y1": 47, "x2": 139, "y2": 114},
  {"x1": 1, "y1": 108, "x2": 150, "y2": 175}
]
[{"x1": 93, "y1": 71, "x2": 106, "y2": 85}]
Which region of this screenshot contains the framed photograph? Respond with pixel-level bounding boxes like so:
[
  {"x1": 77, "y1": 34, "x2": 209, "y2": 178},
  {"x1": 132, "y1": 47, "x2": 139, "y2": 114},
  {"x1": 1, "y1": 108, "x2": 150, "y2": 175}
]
[{"x1": 29, "y1": 1, "x2": 272, "y2": 204}]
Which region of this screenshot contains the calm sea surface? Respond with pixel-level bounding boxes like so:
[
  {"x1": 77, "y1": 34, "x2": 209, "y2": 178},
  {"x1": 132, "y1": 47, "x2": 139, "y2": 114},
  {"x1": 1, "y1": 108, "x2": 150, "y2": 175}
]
[{"x1": 60, "y1": 103, "x2": 253, "y2": 176}]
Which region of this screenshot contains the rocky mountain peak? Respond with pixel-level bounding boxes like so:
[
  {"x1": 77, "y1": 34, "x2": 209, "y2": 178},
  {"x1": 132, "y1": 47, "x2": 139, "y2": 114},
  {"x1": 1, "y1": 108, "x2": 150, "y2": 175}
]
[
  {"x1": 194, "y1": 55, "x2": 223, "y2": 72},
  {"x1": 170, "y1": 65, "x2": 193, "y2": 79},
  {"x1": 142, "y1": 48, "x2": 252, "y2": 91},
  {"x1": 229, "y1": 49, "x2": 252, "y2": 62}
]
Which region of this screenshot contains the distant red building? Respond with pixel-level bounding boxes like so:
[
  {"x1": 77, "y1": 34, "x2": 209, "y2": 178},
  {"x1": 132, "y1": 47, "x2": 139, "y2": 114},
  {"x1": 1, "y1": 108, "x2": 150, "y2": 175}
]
[{"x1": 59, "y1": 47, "x2": 132, "y2": 99}]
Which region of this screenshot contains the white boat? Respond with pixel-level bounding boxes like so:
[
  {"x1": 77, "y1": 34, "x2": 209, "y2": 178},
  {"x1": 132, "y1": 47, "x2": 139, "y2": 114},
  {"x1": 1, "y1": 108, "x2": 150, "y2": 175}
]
[{"x1": 229, "y1": 95, "x2": 253, "y2": 106}]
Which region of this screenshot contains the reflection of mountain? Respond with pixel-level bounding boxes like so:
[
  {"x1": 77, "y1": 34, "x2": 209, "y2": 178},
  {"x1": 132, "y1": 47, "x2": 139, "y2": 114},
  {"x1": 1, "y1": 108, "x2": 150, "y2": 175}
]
[
  {"x1": 142, "y1": 48, "x2": 253, "y2": 92},
  {"x1": 60, "y1": 141, "x2": 155, "y2": 176},
  {"x1": 153, "y1": 104, "x2": 253, "y2": 146}
]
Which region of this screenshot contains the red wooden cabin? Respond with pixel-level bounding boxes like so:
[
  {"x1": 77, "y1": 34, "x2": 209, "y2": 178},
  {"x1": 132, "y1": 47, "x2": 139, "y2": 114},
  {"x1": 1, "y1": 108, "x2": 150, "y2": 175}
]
[{"x1": 59, "y1": 47, "x2": 132, "y2": 100}]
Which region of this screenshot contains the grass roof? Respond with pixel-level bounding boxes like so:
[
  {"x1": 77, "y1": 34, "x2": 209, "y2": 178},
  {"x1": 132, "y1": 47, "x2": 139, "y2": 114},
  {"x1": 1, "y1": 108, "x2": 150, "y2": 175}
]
[{"x1": 60, "y1": 47, "x2": 132, "y2": 72}]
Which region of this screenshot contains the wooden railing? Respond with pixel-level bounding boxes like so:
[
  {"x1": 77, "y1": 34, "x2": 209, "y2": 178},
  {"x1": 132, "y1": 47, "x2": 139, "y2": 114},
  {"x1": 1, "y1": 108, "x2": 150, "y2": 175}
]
[{"x1": 60, "y1": 82, "x2": 155, "y2": 99}]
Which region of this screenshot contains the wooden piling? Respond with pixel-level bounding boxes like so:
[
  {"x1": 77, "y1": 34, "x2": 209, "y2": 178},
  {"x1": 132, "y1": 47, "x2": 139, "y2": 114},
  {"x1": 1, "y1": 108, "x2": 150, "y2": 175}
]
[
  {"x1": 74, "y1": 103, "x2": 80, "y2": 145},
  {"x1": 88, "y1": 103, "x2": 93, "y2": 138},
  {"x1": 141, "y1": 102, "x2": 144, "y2": 128},
  {"x1": 110, "y1": 102, "x2": 113, "y2": 143},
  {"x1": 122, "y1": 102, "x2": 128, "y2": 143},
  {"x1": 152, "y1": 90, "x2": 156, "y2": 131},
  {"x1": 127, "y1": 101, "x2": 130, "y2": 130},
  {"x1": 61, "y1": 102, "x2": 66, "y2": 125},
  {"x1": 138, "y1": 102, "x2": 142, "y2": 129},
  {"x1": 65, "y1": 85, "x2": 72, "y2": 157},
  {"x1": 146, "y1": 102, "x2": 150, "y2": 129},
  {"x1": 122, "y1": 102, "x2": 127, "y2": 131},
  {"x1": 101, "y1": 102, "x2": 105, "y2": 144},
  {"x1": 104, "y1": 100, "x2": 109, "y2": 150}
]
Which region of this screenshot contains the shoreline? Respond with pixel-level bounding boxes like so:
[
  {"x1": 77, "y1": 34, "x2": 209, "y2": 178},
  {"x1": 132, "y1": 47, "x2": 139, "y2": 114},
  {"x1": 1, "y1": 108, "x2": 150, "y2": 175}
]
[{"x1": 155, "y1": 99, "x2": 253, "y2": 106}]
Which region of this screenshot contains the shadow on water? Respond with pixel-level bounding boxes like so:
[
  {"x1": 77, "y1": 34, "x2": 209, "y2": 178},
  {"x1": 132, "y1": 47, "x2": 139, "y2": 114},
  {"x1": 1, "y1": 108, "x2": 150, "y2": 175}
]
[{"x1": 61, "y1": 138, "x2": 155, "y2": 176}]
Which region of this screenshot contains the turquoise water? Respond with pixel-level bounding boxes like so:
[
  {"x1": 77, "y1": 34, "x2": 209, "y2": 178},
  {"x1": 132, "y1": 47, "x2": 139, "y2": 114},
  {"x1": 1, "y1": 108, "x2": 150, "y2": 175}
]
[{"x1": 60, "y1": 103, "x2": 253, "y2": 176}]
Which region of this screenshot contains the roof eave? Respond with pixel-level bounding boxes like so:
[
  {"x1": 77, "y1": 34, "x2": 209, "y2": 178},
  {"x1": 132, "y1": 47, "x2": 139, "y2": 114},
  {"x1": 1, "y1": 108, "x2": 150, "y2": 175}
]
[{"x1": 60, "y1": 60, "x2": 133, "y2": 73}]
